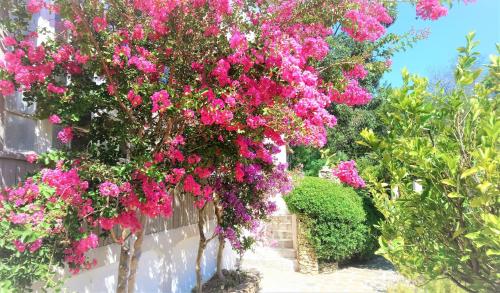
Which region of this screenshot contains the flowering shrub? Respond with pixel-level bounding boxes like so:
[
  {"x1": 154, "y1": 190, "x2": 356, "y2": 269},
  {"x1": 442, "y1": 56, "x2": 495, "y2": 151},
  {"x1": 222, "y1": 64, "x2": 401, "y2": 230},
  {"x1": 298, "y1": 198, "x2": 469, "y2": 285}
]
[{"x1": 0, "y1": 0, "x2": 469, "y2": 291}]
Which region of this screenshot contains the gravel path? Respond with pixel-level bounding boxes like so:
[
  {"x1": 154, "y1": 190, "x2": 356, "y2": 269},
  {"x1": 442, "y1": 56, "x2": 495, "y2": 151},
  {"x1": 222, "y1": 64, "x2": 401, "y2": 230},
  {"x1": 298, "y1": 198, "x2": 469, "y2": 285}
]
[{"x1": 243, "y1": 249, "x2": 408, "y2": 293}]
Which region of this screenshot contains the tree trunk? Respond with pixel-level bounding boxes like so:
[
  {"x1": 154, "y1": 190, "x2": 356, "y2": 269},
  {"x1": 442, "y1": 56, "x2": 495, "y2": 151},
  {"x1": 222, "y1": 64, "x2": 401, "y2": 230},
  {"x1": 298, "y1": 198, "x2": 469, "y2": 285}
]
[
  {"x1": 216, "y1": 234, "x2": 225, "y2": 280},
  {"x1": 127, "y1": 214, "x2": 148, "y2": 293},
  {"x1": 214, "y1": 199, "x2": 225, "y2": 280},
  {"x1": 195, "y1": 207, "x2": 207, "y2": 293},
  {"x1": 116, "y1": 230, "x2": 132, "y2": 293}
]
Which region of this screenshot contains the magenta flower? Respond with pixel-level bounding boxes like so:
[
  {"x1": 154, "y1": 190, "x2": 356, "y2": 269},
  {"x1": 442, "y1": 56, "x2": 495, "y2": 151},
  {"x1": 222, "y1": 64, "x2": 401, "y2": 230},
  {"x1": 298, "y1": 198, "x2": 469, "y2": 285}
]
[
  {"x1": 416, "y1": 0, "x2": 448, "y2": 20},
  {"x1": 57, "y1": 127, "x2": 73, "y2": 144},
  {"x1": 151, "y1": 90, "x2": 171, "y2": 113},
  {"x1": 92, "y1": 17, "x2": 107, "y2": 33},
  {"x1": 25, "y1": 152, "x2": 38, "y2": 164},
  {"x1": 332, "y1": 160, "x2": 366, "y2": 189},
  {"x1": 13, "y1": 239, "x2": 26, "y2": 253},
  {"x1": 0, "y1": 80, "x2": 15, "y2": 96},
  {"x1": 49, "y1": 114, "x2": 61, "y2": 124},
  {"x1": 99, "y1": 181, "x2": 120, "y2": 197},
  {"x1": 29, "y1": 239, "x2": 43, "y2": 253}
]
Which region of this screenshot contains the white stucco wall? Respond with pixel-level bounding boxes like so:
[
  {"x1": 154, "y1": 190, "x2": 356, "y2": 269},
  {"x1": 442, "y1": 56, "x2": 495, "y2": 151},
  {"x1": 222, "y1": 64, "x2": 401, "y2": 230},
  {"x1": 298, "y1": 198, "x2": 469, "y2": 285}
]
[
  {"x1": 271, "y1": 144, "x2": 289, "y2": 215},
  {"x1": 61, "y1": 221, "x2": 236, "y2": 293}
]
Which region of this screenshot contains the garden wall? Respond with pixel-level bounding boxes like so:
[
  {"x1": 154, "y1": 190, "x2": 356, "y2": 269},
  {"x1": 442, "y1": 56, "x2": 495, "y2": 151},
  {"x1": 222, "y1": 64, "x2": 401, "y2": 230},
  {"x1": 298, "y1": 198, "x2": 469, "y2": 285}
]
[{"x1": 61, "y1": 221, "x2": 237, "y2": 293}]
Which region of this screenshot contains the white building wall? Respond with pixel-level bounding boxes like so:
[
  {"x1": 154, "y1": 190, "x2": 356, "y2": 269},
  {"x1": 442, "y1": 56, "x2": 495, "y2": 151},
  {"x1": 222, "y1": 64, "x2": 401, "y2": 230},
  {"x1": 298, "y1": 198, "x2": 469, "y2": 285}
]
[
  {"x1": 271, "y1": 144, "x2": 289, "y2": 215},
  {"x1": 61, "y1": 221, "x2": 236, "y2": 293}
]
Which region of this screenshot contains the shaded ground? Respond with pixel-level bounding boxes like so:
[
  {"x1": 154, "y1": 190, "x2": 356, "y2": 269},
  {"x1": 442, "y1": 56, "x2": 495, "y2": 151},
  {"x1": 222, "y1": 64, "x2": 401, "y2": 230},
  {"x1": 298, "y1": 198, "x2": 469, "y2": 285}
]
[{"x1": 198, "y1": 269, "x2": 261, "y2": 293}]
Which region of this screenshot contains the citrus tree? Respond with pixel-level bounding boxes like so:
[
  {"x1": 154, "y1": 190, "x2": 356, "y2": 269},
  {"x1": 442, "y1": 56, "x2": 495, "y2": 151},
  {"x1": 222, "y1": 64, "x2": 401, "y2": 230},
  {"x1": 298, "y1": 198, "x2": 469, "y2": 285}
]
[{"x1": 361, "y1": 33, "x2": 499, "y2": 292}]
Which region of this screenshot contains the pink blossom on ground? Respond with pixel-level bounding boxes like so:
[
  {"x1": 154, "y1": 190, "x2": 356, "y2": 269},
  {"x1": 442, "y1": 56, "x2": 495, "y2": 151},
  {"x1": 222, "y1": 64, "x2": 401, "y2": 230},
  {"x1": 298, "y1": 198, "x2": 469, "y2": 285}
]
[
  {"x1": 57, "y1": 127, "x2": 73, "y2": 144},
  {"x1": 332, "y1": 160, "x2": 366, "y2": 189},
  {"x1": 49, "y1": 114, "x2": 62, "y2": 124}
]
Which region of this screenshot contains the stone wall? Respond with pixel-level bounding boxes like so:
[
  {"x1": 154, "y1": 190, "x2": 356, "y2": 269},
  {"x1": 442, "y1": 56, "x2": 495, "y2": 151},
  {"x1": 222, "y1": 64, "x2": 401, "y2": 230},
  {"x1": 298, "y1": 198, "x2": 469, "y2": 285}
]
[{"x1": 295, "y1": 215, "x2": 319, "y2": 274}]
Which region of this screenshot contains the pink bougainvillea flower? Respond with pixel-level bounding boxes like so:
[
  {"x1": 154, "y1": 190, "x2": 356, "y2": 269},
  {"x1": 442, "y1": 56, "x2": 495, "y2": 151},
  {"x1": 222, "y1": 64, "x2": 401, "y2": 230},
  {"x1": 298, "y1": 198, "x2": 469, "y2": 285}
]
[
  {"x1": 13, "y1": 239, "x2": 26, "y2": 253},
  {"x1": 99, "y1": 181, "x2": 120, "y2": 197},
  {"x1": 47, "y1": 83, "x2": 66, "y2": 95},
  {"x1": 49, "y1": 114, "x2": 62, "y2": 124},
  {"x1": 92, "y1": 17, "x2": 107, "y2": 32},
  {"x1": 151, "y1": 90, "x2": 171, "y2": 113},
  {"x1": 344, "y1": 64, "x2": 368, "y2": 80},
  {"x1": 26, "y1": 0, "x2": 45, "y2": 14},
  {"x1": 29, "y1": 239, "x2": 43, "y2": 253},
  {"x1": 416, "y1": 0, "x2": 448, "y2": 20},
  {"x1": 25, "y1": 152, "x2": 38, "y2": 164},
  {"x1": 332, "y1": 160, "x2": 366, "y2": 189},
  {"x1": 75, "y1": 51, "x2": 90, "y2": 64},
  {"x1": 57, "y1": 127, "x2": 73, "y2": 144},
  {"x1": 127, "y1": 90, "x2": 143, "y2": 108},
  {"x1": 2, "y1": 36, "x2": 17, "y2": 47},
  {"x1": 0, "y1": 80, "x2": 15, "y2": 96}
]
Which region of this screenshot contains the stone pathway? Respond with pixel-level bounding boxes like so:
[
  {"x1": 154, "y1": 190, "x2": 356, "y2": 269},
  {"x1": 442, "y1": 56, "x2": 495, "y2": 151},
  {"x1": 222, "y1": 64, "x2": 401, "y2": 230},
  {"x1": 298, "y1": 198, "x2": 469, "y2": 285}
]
[{"x1": 242, "y1": 247, "x2": 408, "y2": 293}]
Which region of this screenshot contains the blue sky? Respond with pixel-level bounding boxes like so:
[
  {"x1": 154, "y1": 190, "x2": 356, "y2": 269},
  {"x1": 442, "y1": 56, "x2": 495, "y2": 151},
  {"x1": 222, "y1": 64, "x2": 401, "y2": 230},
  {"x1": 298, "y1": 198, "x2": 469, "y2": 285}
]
[{"x1": 382, "y1": 0, "x2": 500, "y2": 86}]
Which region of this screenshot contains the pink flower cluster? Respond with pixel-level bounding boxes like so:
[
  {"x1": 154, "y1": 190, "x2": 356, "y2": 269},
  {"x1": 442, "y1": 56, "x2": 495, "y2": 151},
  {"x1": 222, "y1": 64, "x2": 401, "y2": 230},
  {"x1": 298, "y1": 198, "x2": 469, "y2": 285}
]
[
  {"x1": 343, "y1": 0, "x2": 393, "y2": 42},
  {"x1": 332, "y1": 79, "x2": 372, "y2": 106},
  {"x1": 65, "y1": 233, "x2": 98, "y2": 273},
  {"x1": 57, "y1": 127, "x2": 73, "y2": 144},
  {"x1": 49, "y1": 114, "x2": 62, "y2": 124},
  {"x1": 13, "y1": 238, "x2": 42, "y2": 253},
  {"x1": 332, "y1": 160, "x2": 366, "y2": 189},
  {"x1": 416, "y1": 0, "x2": 448, "y2": 20},
  {"x1": 99, "y1": 181, "x2": 120, "y2": 197},
  {"x1": 151, "y1": 90, "x2": 171, "y2": 113}
]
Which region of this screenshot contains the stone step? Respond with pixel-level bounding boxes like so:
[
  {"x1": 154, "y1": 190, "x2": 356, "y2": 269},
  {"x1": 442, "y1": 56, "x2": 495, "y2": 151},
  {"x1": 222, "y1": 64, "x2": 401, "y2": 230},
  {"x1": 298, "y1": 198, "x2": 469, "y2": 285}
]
[
  {"x1": 270, "y1": 230, "x2": 293, "y2": 240},
  {"x1": 243, "y1": 247, "x2": 297, "y2": 271},
  {"x1": 275, "y1": 239, "x2": 294, "y2": 249},
  {"x1": 270, "y1": 215, "x2": 293, "y2": 224},
  {"x1": 269, "y1": 223, "x2": 292, "y2": 231}
]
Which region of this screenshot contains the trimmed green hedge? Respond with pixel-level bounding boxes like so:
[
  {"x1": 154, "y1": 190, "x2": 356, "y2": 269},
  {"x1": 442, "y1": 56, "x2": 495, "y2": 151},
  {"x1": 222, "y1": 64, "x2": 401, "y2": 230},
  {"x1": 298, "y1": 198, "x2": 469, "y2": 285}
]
[{"x1": 285, "y1": 176, "x2": 379, "y2": 263}]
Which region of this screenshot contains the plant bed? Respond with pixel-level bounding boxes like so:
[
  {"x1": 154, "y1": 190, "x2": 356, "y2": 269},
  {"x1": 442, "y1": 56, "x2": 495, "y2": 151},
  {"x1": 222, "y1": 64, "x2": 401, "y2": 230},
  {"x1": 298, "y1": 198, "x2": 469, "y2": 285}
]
[{"x1": 195, "y1": 269, "x2": 261, "y2": 293}]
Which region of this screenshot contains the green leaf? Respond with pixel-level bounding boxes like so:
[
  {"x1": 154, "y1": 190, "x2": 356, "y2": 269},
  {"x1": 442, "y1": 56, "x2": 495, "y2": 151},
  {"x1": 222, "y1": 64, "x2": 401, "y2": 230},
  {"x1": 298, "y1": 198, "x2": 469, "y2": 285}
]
[
  {"x1": 476, "y1": 181, "x2": 492, "y2": 193},
  {"x1": 441, "y1": 179, "x2": 456, "y2": 187},
  {"x1": 447, "y1": 192, "x2": 462, "y2": 198},
  {"x1": 460, "y1": 167, "x2": 480, "y2": 179},
  {"x1": 470, "y1": 195, "x2": 490, "y2": 208}
]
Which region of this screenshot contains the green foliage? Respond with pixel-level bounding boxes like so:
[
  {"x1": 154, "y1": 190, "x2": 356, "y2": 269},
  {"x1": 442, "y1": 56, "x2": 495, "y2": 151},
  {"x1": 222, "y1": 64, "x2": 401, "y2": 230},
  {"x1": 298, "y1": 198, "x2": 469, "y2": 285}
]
[
  {"x1": 362, "y1": 33, "x2": 500, "y2": 292},
  {"x1": 285, "y1": 176, "x2": 380, "y2": 263},
  {"x1": 388, "y1": 279, "x2": 465, "y2": 293}
]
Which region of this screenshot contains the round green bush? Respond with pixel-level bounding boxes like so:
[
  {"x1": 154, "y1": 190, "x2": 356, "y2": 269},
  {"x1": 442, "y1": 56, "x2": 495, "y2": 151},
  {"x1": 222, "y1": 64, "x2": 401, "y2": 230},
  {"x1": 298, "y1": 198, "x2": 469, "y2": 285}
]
[{"x1": 285, "y1": 176, "x2": 379, "y2": 263}]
